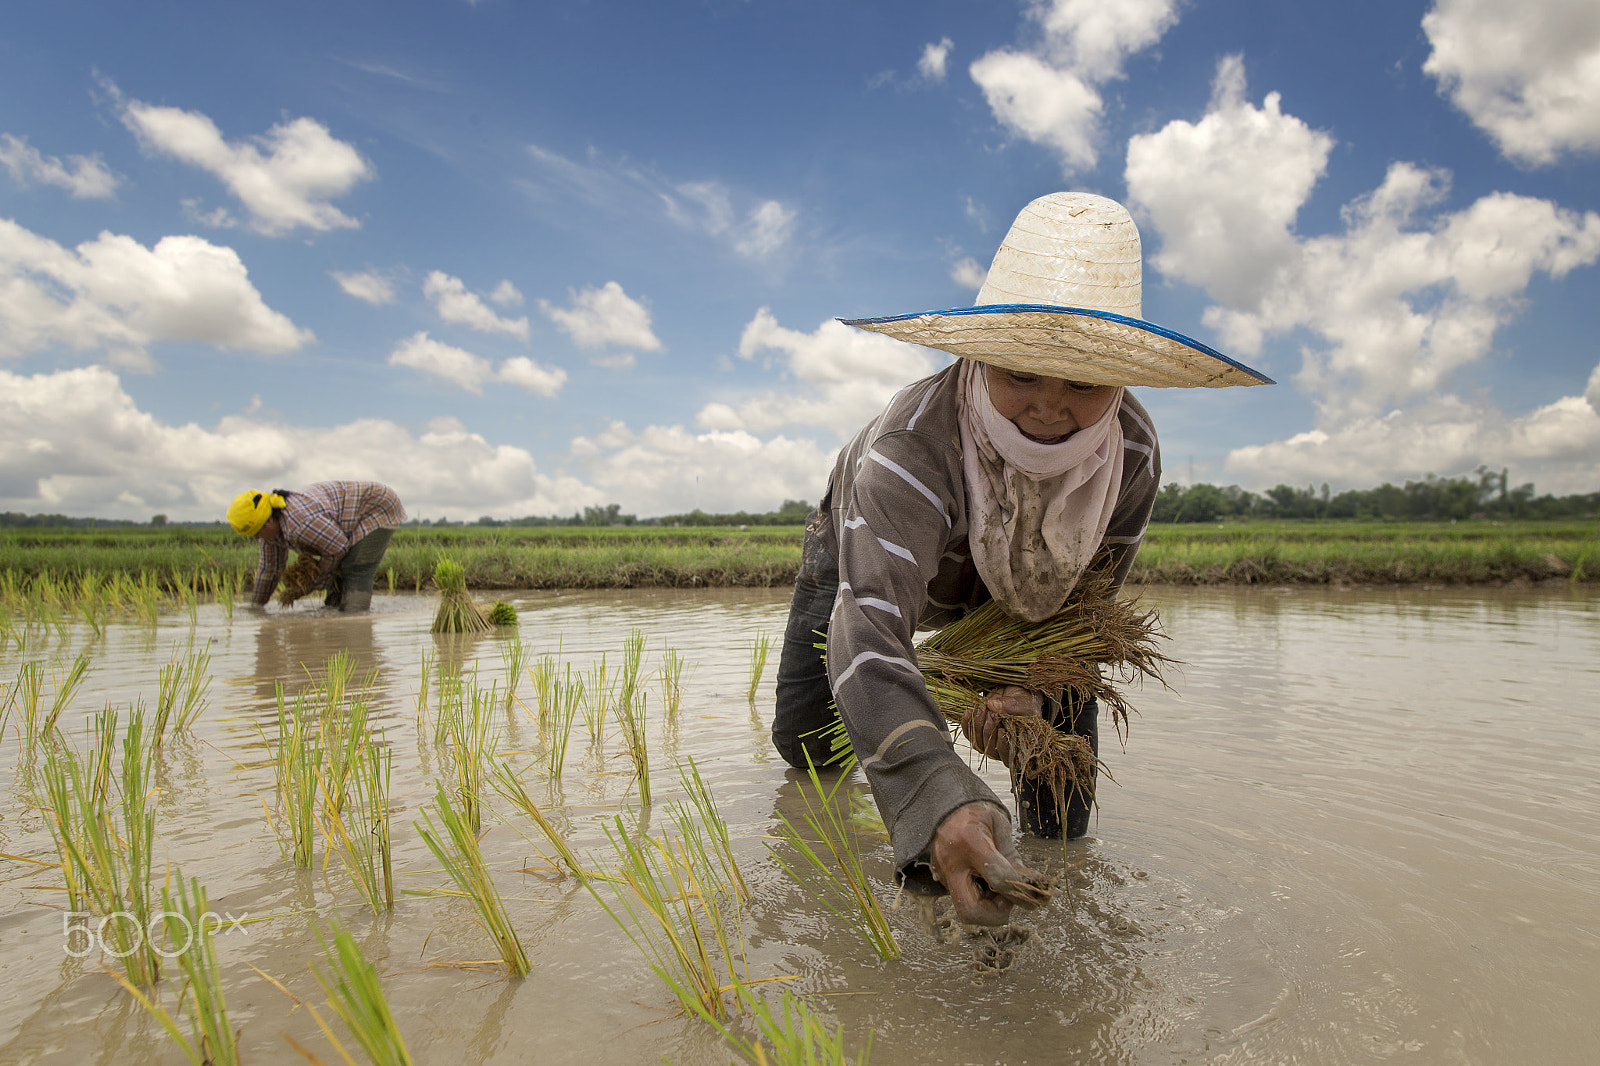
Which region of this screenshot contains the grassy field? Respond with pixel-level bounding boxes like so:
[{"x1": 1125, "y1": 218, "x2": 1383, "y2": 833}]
[{"x1": 1, "y1": 519, "x2": 1596, "y2": 597}]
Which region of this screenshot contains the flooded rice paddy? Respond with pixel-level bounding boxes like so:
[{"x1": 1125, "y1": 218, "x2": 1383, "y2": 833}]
[{"x1": 2, "y1": 584, "x2": 1598, "y2": 1065}]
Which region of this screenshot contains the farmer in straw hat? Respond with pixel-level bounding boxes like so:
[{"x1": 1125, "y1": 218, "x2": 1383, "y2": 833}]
[
  {"x1": 770, "y1": 191, "x2": 1272, "y2": 926},
  {"x1": 226, "y1": 480, "x2": 407, "y2": 612}
]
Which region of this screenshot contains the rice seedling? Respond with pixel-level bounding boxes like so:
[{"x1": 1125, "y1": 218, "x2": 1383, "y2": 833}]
[
  {"x1": 746, "y1": 630, "x2": 772, "y2": 703},
  {"x1": 74, "y1": 570, "x2": 107, "y2": 637},
  {"x1": 210, "y1": 568, "x2": 237, "y2": 620},
  {"x1": 153, "y1": 641, "x2": 212, "y2": 745},
  {"x1": 546, "y1": 666, "x2": 581, "y2": 779},
  {"x1": 0, "y1": 671, "x2": 16, "y2": 742},
  {"x1": 914, "y1": 567, "x2": 1174, "y2": 821},
  {"x1": 326, "y1": 737, "x2": 394, "y2": 913},
  {"x1": 431, "y1": 557, "x2": 491, "y2": 634},
  {"x1": 114, "y1": 874, "x2": 241, "y2": 1066},
  {"x1": 414, "y1": 781, "x2": 529, "y2": 976},
  {"x1": 528, "y1": 651, "x2": 558, "y2": 729},
  {"x1": 582, "y1": 653, "x2": 614, "y2": 748},
  {"x1": 12, "y1": 661, "x2": 43, "y2": 748},
  {"x1": 272, "y1": 686, "x2": 323, "y2": 868},
  {"x1": 589, "y1": 816, "x2": 748, "y2": 1020},
  {"x1": 658, "y1": 645, "x2": 688, "y2": 719},
  {"x1": 488, "y1": 601, "x2": 518, "y2": 626},
  {"x1": 438, "y1": 681, "x2": 500, "y2": 831},
  {"x1": 414, "y1": 648, "x2": 435, "y2": 724},
  {"x1": 671, "y1": 757, "x2": 749, "y2": 904},
  {"x1": 131, "y1": 572, "x2": 163, "y2": 628},
  {"x1": 319, "y1": 690, "x2": 373, "y2": 818},
  {"x1": 498, "y1": 636, "x2": 531, "y2": 711},
  {"x1": 306, "y1": 921, "x2": 415, "y2": 1066},
  {"x1": 319, "y1": 650, "x2": 364, "y2": 712},
  {"x1": 488, "y1": 760, "x2": 589, "y2": 883},
  {"x1": 37, "y1": 652, "x2": 91, "y2": 741},
  {"x1": 615, "y1": 631, "x2": 652, "y2": 804},
  {"x1": 39, "y1": 705, "x2": 163, "y2": 985},
  {"x1": 767, "y1": 756, "x2": 898, "y2": 961},
  {"x1": 712, "y1": 988, "x2": 872, "y2": 1066}
]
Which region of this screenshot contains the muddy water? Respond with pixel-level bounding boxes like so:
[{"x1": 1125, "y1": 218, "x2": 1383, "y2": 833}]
[{"x1": 1, "y1": 585, "x2": 1597, "y2": 1065}]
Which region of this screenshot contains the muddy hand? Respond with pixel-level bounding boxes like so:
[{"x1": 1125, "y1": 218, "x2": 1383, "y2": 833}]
[
  {"x1": 960, "y1": 686, "x2": 1044, "y2": 766},
  {"x1": 931, "y1": 802, "x2": 1053, "y2": 926}
]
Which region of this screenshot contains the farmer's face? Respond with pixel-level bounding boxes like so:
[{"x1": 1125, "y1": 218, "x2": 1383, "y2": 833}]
[
  {"x1": 983, "y1": 364, "x2": 1120, "y2": 445},
  {"x1": 254, "y1": 514, "x2": 281, "y2": 541}
]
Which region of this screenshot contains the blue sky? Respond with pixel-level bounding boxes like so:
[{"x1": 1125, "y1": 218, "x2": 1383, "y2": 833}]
[{"x1": 3, "y1": 0, "x2": 1597, "y2": 521}]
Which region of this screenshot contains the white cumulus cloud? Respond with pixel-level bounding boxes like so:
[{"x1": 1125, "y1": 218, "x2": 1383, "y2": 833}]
[
  {"x1": 1225, "y1": 383, "x2": 1600, "y2": 496},
  {"x1": 0, "y1": 133, "x2": 119, "y2": 198},
  {"x1": 919, "y1": 38, "x2": 954, "y2": 81},
  {"x1": 118, "y1": 92, "x2": 371, "y2": 236},
  {"x1": 970, "y1": 0, "x2": 1179, "y2": 173},
  {"x1": 424, "y1": 271, "x2": 531, "y2": 339},
  {"x1": 1126, "y1": 59, "x2": 1600, "y2": 421},
  {"x1": 0, "y1": 218, "x2": 313, "y2": 365},
  {"x1": 0, "y1": 365, "x2": 601, "y2": 521},
  {"x1": 694, "y1": 308, "x2": 946, "y2": 437},
  {"x1": 1423, "y1": 0, "x2": 1600, "y2": 166},
  {"x1": 387, "y1": 331, "x2": 566, "y2": 396},
  {"x1": 331, "y1": 269, "x2": 396, "y2": 305},
  {"x1": 539, "y1": 281, "x2": 662, "y2": 351}
]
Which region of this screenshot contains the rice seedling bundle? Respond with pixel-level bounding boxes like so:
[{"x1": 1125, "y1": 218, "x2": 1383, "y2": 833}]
[
  {"x1": 430, "y1": 557, "x2": 491, "y2": 634},
  {"x1": 746, "y1": 631, "x2": 772, "y2": 703},
  {"x1": 327, "y1": 738, "x2": 394, "y2": 913},
  {"x1": 437, "y1": 681, "x2": 499, "y2": 832},
  {"x1": 272, "y1": 687, "x2": 323, "y2": 868},
  {"x1": 38, "y1": 652, "x2": 90, "y2": 742},
  {"x1": 546, "y1": 665, "x2": 581, "y2": 779},
  {"x1": 40, "y1": 705, "x2": 163, "y2": 985},
  {"x1": 583, "y1": 654, "x2": 614, "y2": 747},
  {"x1": 488, "y1": 601, "x2": 518, "y2": 626},
  {"x1": 528, "y1": 651, "x2": 558, "y2": 728},
  {"x1": 913, "y1": 568, "x2": 1174, "y2": 812},
  {"x1": 616, "y1": 630, "x2": 651, "y2": 804},
  {"x1": 590, "y1": 816, "x2": 748, "y2": 1020},
  {"x1": 308, "y1": 922, "x2": 415, "y2": 1066},
  {"x1": 767, "y1": 756, "x2": 898, "y2": 961},
  {"x1": 153, "y1": 641, "x2": 212, "y2": 745},
  {"x1": 114, "y1": 874, "x2": 241, "y2": 1066},
  {"x1": 498, "y1": 637, "x2": 530, "y2": 711},
  {"x1": 720, "y1": 988, "x2": 871, "y2": 1066},
  {"x1": 659, "y1": 646, "x2": 687, "y2": 718},
  {"x1": 414, "y1": 781, "x2": 529, "y2": 976},
  {"x1": 489, "y1": 761, "x2": 589, "y2": 883},
  {"x1": 668, "y1": 758, "x2": 749, "y2": 905}
]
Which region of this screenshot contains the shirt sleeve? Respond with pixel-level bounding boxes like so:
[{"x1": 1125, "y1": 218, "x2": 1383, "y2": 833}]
[
  {"x1": 825, "y1": 430, "x2": 1009, "y2": 882},
  {"x1": 253, "y1": 539, "x2": 288, "y2": 604},
  {"x1": 1097, "y1": 400, "x2": 1163, "y2": 590}
]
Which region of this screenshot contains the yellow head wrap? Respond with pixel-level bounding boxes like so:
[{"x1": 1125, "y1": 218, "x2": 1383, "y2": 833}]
[{"x1": 226, "y1": 490, "x2": 286, "y2": 536}]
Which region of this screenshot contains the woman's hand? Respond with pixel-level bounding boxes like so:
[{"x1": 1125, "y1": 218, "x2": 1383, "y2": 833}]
[
  {"x1": 960, "y1": 685, "x2": 1044, "y2": 766},
  {"x1": 930, "y1": 802, "x2": 1053, "y2": 925}
]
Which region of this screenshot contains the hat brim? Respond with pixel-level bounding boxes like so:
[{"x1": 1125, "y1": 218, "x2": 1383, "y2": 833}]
[{"x1": 841, "y1": 304, "x2": 1274, "y2": 388}]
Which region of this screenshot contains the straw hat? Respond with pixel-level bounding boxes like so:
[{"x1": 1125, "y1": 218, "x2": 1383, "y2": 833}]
[{"x1": 841, "y1": 191, "x2": 1273, "y2": 388}]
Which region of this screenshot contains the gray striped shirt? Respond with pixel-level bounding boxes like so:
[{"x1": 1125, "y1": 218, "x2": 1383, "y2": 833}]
[{"x1": 816, "y1": 363, "x2": 1161, "y2": 876}]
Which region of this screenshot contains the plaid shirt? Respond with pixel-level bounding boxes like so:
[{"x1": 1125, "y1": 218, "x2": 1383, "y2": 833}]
[{"x1": 255, "y1": 481, "x2": 406, "y2": 595}]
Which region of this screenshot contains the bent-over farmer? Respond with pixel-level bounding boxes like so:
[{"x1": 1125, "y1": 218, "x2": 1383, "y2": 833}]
[
  {"x1": 770, "y1": 191, "x2": 1273, "y2": 926},
  {"x1": 227, "y1": 481, "x2": 407, "y2": 612}
]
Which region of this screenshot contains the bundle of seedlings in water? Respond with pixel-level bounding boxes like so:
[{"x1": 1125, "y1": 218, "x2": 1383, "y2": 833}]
[
  {"x1": 41, "y1": 704, "x2": 163, "y2": 986},
  {"x1": 746, "y1": 630, "x2": 772, "y2": 703},
  {"x1": 153, "y1": 640, "x2": 212, "y2": 745},
  {"x1": 488, "y1": 601, "x2": 518, "y2": 627},
  {"x1": 414, "y1": 781, "x2": 529, "y2": 976},
  {"x1": 437, "y1": 681, "x2": 500, "y2": 832},
  {"x1": 767, "y1": 755, "x2": 898, "y2": 961},
  {"x1": 430, "y1": 557, "x2": 491, "y2": 634},
  {"x1": 113, "y1": 873, "x2": 241, "y2": 1066},
  {"x1": 589, "y1": 814, "x2": 750, "y2": 1021},
  {"x1": 912, "y1": 567, "x2": 1175, "y2": 818},
  {"x1": 325, "y1": 737, "x2": 394, "y2": 913},
  {"x1": 276, "y1": 552, "x2": 325, "y2": 606},
  {"x1": 498, "y1": 637, "x2": 530, "y2": 711},
  {"x1": 271, "y1": 686, "x2": 323, "y2": 868},
  {"x1": 668, "y1": 758, "x2": 749, "y2": 904},
  {"x1": 711, "y1": 987, "x2": 872, "y2": 1066},
  {"x1": 306, "y1": 921, "x2": 415, "y2": 1066},
  {"x1": 615, "y1": 630, "x2": 651, "y2": 804},
  {"x1": 489, "y1": 761, "x2": 590, "y2": 883},
  {"x1": 658, "y1": 646, "x2": 688, "y2": 719}
]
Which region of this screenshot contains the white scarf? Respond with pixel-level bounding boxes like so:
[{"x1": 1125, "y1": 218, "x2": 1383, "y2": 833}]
[{"x1": 956, "y1": 360, "x2": 1125, "y2": 622}]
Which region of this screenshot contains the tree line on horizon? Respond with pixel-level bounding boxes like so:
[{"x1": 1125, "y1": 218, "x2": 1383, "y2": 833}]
[{"x1": 3, "y1": 469, "x2": 1596, "y2": 530}]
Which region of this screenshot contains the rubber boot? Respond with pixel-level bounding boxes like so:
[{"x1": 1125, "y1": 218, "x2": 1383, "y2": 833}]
[{"x1": 340, "y1": 589, "x2": 373, "y2": 613}]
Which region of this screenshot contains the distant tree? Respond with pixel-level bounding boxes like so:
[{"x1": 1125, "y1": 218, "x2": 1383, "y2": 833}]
[{"x1": 150, "y1": 514, "x2": 168, "y2": 527}]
